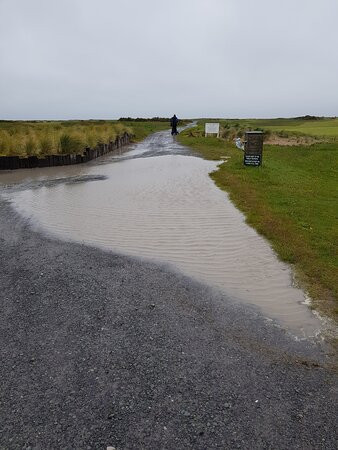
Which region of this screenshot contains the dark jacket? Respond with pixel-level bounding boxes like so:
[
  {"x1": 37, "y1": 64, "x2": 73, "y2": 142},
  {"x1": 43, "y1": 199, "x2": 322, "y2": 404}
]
[{"x1": 170, "y1": 115, "x2": 178, "y2": 126}]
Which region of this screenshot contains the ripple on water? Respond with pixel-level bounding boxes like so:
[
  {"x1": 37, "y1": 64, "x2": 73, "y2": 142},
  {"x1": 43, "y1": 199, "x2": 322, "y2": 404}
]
[{"x1": 2, "y1": 135, "x2": 322, "y2": 337}]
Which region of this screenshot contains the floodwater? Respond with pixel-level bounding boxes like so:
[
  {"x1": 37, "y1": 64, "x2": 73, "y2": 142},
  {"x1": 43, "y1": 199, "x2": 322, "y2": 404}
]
[{"x1": 0, "y1": 130, "x2": 321, "y2": 337}]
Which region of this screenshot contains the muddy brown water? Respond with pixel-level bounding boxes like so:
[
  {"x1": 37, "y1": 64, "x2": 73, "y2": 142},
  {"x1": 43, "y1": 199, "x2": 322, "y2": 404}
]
[{"x1": 0, "y1": 130, "x2": 322, "y2": 337}]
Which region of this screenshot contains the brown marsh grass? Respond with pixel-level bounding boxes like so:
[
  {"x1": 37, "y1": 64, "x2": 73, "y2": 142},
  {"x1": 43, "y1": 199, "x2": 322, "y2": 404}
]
[{"x1": 0, "y1": 121, "x2": 132, "y2": 157}]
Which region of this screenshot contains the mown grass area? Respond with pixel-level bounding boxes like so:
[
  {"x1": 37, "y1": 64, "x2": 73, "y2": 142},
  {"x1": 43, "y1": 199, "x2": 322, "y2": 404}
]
[
  {"x1": 179, "y1": 121, "x2": 338, "y2": 320},
  {"x1": 0, "y1": 120, "x2": 170, "y2": 157},
  {"x1": 241, "y1": 117, "x2": 338, "y2": 137}
]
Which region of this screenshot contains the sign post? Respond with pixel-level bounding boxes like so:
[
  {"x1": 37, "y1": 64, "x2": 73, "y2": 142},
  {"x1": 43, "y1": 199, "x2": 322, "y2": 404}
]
[
  {"x1": 205, "y1": 123, "x2": 220, "y2": 138},
  {"x1": 244, "y1": 131, "x2": 263, "y2": 166}
]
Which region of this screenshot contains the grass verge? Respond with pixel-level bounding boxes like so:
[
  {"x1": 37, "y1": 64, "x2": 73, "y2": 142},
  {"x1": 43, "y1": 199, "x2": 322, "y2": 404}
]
[{"x1": 178, "y1": 122, "x2": 338, "y2": 321}]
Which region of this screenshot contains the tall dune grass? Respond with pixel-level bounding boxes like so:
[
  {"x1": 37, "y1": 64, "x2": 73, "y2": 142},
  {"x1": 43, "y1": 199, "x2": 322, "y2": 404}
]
[{"x1": 0, "y1": 121, "x2": 133, "y2": 157}]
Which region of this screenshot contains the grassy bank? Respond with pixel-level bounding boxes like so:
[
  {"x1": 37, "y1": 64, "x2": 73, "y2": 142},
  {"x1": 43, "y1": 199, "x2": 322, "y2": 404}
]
[
  {"x1": 178, "y1": 120, "x2": 338, "y2": 320},
  {"x1": 0, "y1": 120, "x2": 170, "y2": 157}
]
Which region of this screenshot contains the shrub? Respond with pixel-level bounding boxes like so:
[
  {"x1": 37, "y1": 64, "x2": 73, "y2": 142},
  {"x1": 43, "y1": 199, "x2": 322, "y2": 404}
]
[
  {"x1": 59, "y1": 134, "x2": 83, "y2": 154},
  {"x1": 25, "y1": 138, "x2": 36, "y2": 156},
  {"x1": 0, "y1": 132, "x2": 16, "y2": 156},
  {"x1": 39, "y1": 136, "x2": 53, "y2": 155},
  {"x1": 277, "y1": 130, "x2": 289, "y2": 138}
]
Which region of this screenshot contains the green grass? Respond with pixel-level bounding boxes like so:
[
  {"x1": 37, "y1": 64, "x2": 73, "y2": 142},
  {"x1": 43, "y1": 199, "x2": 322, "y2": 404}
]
[
  {"x1": 179, "y1": 121, "x2": 338, "y2": 320},
  {"x1": 195, "y1": 117, "x2": 338, "y2": 138},
  {"x1": 243, "y1": 118, "x2": 338, "y2": 137},
  {"x1": 0, "y1": 120, "x2": 170, "y2": 157}
]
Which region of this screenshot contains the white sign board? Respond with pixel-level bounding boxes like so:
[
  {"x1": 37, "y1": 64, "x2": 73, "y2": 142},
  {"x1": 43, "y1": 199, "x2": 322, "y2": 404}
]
[{"x1": 205, "y1": 123, "x2": 220, "y2": 137}]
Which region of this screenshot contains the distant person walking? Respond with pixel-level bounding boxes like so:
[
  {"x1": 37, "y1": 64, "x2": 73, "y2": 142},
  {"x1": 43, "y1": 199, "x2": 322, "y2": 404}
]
[{"x1": 170, "y1": 114, "x2": 179, "y2": 135}]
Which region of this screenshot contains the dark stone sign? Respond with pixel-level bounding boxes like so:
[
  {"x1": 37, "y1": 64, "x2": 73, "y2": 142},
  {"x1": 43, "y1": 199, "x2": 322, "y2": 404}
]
[{"x1": 244, "y1": 131, "x2": 263, "y2": 166}]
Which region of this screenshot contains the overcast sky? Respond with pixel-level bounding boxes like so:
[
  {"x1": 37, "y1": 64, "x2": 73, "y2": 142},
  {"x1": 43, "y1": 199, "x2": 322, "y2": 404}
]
[{"x1": 0, "y1": 0, "x2": 337, "y2": 119}]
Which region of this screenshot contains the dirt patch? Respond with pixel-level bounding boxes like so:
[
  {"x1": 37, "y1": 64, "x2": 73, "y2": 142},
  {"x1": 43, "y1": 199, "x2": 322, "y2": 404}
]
[{"x1": 265, "y1": 136, "x2": 323, "y2": 146}]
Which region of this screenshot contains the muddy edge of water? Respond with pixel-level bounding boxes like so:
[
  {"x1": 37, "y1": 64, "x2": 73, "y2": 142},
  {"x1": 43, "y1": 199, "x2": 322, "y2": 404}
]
[{"x1": 0, "y1": 197, "x2": 333, "y2": 362}]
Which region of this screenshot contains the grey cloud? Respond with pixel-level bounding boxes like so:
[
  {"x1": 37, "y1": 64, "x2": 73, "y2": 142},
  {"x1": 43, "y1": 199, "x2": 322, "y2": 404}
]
[{"x1": 0, "y1": 0, "x2": 337, "y2": 119}]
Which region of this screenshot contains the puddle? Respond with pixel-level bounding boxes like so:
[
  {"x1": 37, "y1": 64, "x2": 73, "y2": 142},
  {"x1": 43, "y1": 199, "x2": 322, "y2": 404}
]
[{"x1": 0, "y1": 130, "x2": 321, "y2": 337}]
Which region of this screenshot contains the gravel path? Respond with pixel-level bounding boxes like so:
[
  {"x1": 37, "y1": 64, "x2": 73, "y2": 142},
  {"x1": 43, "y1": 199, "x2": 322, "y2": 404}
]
[{"x1": 0, "y1": 199, "x2": 337, "y2": 449}]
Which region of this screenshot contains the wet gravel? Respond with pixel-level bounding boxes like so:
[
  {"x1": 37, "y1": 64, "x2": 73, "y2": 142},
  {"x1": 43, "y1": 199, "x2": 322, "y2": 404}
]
[{"x1": 0, "y1": 199, "x2": 337, "y2": 449}]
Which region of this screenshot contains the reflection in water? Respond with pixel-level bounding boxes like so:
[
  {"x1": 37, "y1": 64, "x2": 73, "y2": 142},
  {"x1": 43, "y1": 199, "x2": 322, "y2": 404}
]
[{"x1": 1, "y1": 130, "x2": 321, "y2": 337}]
